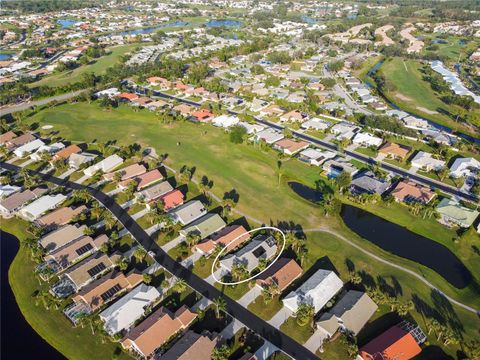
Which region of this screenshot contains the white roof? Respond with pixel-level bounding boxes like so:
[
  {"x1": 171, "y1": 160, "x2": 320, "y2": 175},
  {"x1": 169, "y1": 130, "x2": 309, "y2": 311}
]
[
  {"x1": 238, "y1": 121, "x2": 265, "y2": 134},
  {"x1": 283, "y1": 269, "x2": 343, "y2": 313},
  {"x1": 352, "y1": 132, "x2": 383, "y2": 147},
  {"x1": 449, "y1": 157, "x2": 480, "y2": 176},
  {"x1": 253, "y1": 128, "x2": 284, "y2": 144},
  {"x1": 0, "y1": 185, "x2": 21, "y2": 199},
  {"x1": 100, "y1": 284, "x2": 161, "y2": 335},
  {"x1": 170, "y1": 200, "x2": 207, "y2": 225},
  {"x1": 19, "y1": 193, "x2": 67, "y2": 221},
  {"x1": 13, "y1": 139, "x2": 45, "y2": 156},
  {"x1": 84, "y1": 154, "x2": 123, "y2": 176},
  {"x1": 411, "y1": 151, "x2": 445, "y2": 170},
  {"x1": 301, "y1": 118, "x2": 331, "y2": 131},
  {"x1": 212, "y1": 114, "x2": 239, "y2": 128}
]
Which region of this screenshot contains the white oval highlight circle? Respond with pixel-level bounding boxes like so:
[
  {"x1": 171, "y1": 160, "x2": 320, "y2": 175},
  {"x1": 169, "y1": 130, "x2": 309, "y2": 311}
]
[{"x1": 211, "y1": 226, "x2": 286, "y2": 286}]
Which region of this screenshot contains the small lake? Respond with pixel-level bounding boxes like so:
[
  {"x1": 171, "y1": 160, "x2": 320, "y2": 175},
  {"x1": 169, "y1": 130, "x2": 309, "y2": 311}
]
[
  {"x1": 0, "y1": 53, "x2": 13, "y2": 60},
  {"x1": 57, "y1": 19, "x2": 77, "y2": 29},
  {"x1": 1, "y1": 230, "x2": 65, "y2": 359},
  {"x1": 112, "y1": 20, "x2": 188, "y2": 36},
  {"x1": 206, "y1": 19, "x2": 242, "y2": 28},
  {"x1": 340, "y1": 205, "x2": 472, "y2": 289},
  {"x1": 288, "y1": 181, "x2": 323, "y2": 203}
]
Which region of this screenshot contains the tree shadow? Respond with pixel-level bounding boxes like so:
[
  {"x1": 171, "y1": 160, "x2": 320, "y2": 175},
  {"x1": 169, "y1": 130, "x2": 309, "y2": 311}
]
[{"x1": 223, "y1": 188, "x2": 240, "y2": 204}]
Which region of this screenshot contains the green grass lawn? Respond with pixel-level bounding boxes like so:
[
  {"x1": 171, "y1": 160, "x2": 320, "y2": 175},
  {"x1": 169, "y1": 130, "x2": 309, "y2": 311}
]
[
  {"x1": 355, "y1": 147, "x2": 378, "y2": 158},
  {"x1": 1, "y1": 218, "x2": 130, "y2": 360},
  {"x1": 247, "y1": 295, "x2": 283, "y2": 320},
  {"x1": 376, "y1": 57, "x2": 477, "y2": 138},
  {"x1": 30, "y1": 43, "x2": 142, "y2": 88},
  {"x1": 279, "y1": 317, "x2": 314, "y2": 344}
]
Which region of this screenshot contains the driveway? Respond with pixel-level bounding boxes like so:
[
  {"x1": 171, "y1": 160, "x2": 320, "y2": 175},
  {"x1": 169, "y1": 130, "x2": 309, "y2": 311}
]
[
  {"x1": 161, "y1": 234, "x2": 185, "y2": 252},
  {"x1": 237, "y1": 285, "x2": 262, "y2": 307},
  {"x1": 268, "y1": 307, "x2": 293, "y2": 328},
  {"x1": 304, "y1": 328, "x2": 330, "y2": 353}
]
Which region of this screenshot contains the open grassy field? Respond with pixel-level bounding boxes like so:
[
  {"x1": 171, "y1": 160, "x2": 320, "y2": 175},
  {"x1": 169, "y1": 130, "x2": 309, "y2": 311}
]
[
  {"x1": 376, "y1": 57, "x2": 478, "y2": 138},
  {"x1": 1, "y1": 218, "x2": 130, "y2": 360},
  {"x1": 420, "y1": 34, "x2": 480, "y2": 62},
  {"x1": 30, "y1": 43, "x2": 141, "y2": 88},
  {"x1": 16, "y1": 101, "x2": 480, "y2": 357}
]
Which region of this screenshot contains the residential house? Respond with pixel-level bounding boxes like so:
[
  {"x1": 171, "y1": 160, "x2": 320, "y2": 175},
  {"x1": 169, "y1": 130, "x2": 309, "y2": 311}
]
[
  {"x1": 104, "y1": 163, "x2": 147, "y2": 182},
  {"x1": 0, "y1": 130, "x2": 17, "y2": 145},
  {"x1": 84, "y1": 154, "x2": 124, "y2": 176},
  {"x1": 65, "y1": 270, "x2": 143, "y2": 322},
  {"x1": 94, "y1": 88, "x2": 120, "y2": 99},
  {"x1": 273, "y1": 138, "x2": 309, "y2": 156},
  {"x1": 173, "y1": 104, "x2": 194, "y2": 117},
  {"x1": 359, "y1": 323, "x2": 425, "y2": 360},
  {"x1": 191, "y1": 109, "x2": 214, "y2": 122},
  {"x1": 212, "y1": 114, "x2": 239, "y2": 128},
  {"x1": 146, "y1": 99, "x2": 169, "y2": 111},
  {"x1": 323, "y1": 158, "x2": 358, "y2": 178},
  {"x1": 120, "y1": 305, "x2": 197, "y2": 356},
  {"x1": 0, "y1": 187, "x2": 48, "y2": 217},
  {"x1": 390, "y1": 180, "x2": 436, "y2": 204},
  {"x1": 147, "y1": 76, "x2": 171, "y2": 89},
  {"x1": 435, "y1": 198, "x2": 479, "y2": 228},
  {"x1": 101, "y1": 284, "x2": 162, "y2": 336},
  {"x1": 69, "y1": 152, "x2": 97, "y2": 169},
  {"x1": 131, "y1": 97, "x2": 153, "y2": 108},
  {"x1": 298, "y1": 148, "x2": 336, "y2": 166},
  {"x1": 352, "y1": 132, "x2": 383, "y2": 148},
  {"x1": 45, "y1": 234, "x2": 109, "y2": 270},
  {"x1": 136, "y1": 181, "x2": 173, "y2": 203},
  {"x1": 18, "y1": 193, "x2": 67, "y2": 221},
  {"x1": 37, "y1": 205, "x2": 87, "y2": 229},
  {"x1": 317, "y1": 290, "x2": 377, "y2": 337},
  {"x1": 402, "y1": 116, "x2": 429, "y2": 129},
  {"x1": 330, "y1": 123, "x2": 358, "y2": 140},
  {"x1": 350, "y1": 171, "x2": 389, "y2": 195},
  {"x1": 410, "y1": 151, "x2": 445, "y2": 172},
  {"x1": 238, "y1": 122, "x2": 265, "y2": 135},
  {"x1": 378, "y1": 142, "x2": 411, "y2": 161},
  {"x1": 62, "y1": 252, "x2": 120, "y2": 292},
  {"x1": 279, "y1": 110, "x2": 307, "y2": 123},
  {"x1": 256, "y1": 257, "x2": 302, "y2": 292},
  {"x1": 0, "y1": 184, "x2": 21, "y2": 199},
  {"x1": 195, "y1": 225, "x2": 250, "y2": 256},
  {"x1": 252, "y1": 128, "x2": 284, "y2": 144},
  {"x1": 180, "y1": 213, "x2": 226, "y2": 239},
  {"x1": 449, "y1": 157, "x2": 480, "y2": 178},
  {"x1": 6, "y1": 133, "x2": 35, "y2": 150},
  {"x1": 14, "y1": 138, "x2": 45, "y2": 157},
  {"x1": 283, "y1": 269, "x2": 343, "y2": 313},
  {"x1": 220, "y1": 234, "x2": 277, "y2": 273},
  {"x1": 249, "y1": 98, "x2": 269, "y2": 112},
  {"x1": 39, "y1": 224, "x2": 88, "y2": 253},
  {"x1": 117, "y1": 93, "x2": 139, "y2": 102},
  {"x1": 30, "y1": 142, "x2": 65, "y2": 161},
  {"x1": 259, "y1": 104, "x2": 285, "y2": 117},
  {"x1": 161, "y1": 330, "x2": 218, "y2": 360},
  {"x1": 301, "y1": 118, "x2": 331, "y2": 132},
  {"x1": 169, "y1": 200, "x2": 207, "y2": 226},
  {"x1": 120, "y1": 169, "x2": 163, "y2": 190},
  {"x1": 52, "y1": 144, "x2": 82, "y2": 162},
  {"x1": 161, "y1": 189, "x2": 184, "y2": 210}
]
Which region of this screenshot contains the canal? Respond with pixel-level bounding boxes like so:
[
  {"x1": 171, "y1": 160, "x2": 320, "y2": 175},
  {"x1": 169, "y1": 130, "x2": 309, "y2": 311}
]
[
  {"x1": 1, "y1": 230, "x2": 65, "y2": 360},
  {"x1": 288, "y1": 181, "x2": 472, "y2": 289}
]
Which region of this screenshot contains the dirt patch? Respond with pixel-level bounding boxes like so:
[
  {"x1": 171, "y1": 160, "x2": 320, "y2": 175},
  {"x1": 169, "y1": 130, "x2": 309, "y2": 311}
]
[
  {"x1": 416, "y1": 106, "x2": 439, "y2": 115},
  {"x1": 394, "y1": 93, "x2": 412, "y2": 102}
]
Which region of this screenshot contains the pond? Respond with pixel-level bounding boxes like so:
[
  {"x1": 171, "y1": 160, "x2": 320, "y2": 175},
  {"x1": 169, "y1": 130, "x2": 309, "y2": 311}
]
[
  {"x1": 112, "y1": 20, "x2": 188, "y2": 36},
  {"x1": 288, "y1": 181, "x2": 323, "y2": 203},
  {"x1": 57, "y1": 19, "x2": 77, "y2": 29},
  {"x1": 0, "y1": 53, "x2": 13, "y2": 61},
  {"x1": 206, "y1": 19, "x2": 242, "y2": 28},
  {"x1": 340, "y1": 205, "x2": 472, "y2": 289},
  {"x1": 1, "y1": 231, "x2": 65, "y2": 360}
]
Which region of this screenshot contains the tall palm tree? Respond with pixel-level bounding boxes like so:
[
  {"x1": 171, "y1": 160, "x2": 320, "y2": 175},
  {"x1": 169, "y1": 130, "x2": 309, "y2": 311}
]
[
  {"x1": 133, "y1": 247, "x2": 147, "y2": 263},
  {"x1": 172, "y1": 278, "x2": 187, "y2": 293},
  {"x1": 103, "y1": 211, "x2": 116, "y2": 230},
  {"x1": 90, "y1": 201, "x2": 103, "y2": 221},
  {"x1": 213, "y1": 297, "x2": 227, "y2": 319}
]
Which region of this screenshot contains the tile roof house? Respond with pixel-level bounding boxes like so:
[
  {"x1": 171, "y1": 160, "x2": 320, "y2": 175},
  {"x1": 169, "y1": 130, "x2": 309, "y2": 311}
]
[
  {"x1": 84, "y1": 154, "x2": 124, "y2": 176},
  {"x1": 191, "y1": 109, "x2": 214, "y2": 122},
  {"x1": 135, "y1": 181, "x2": 173, "y2": 203},
  {"x1": 117, "y1": 92, "x2": 139, "y2": 102},
  {"x1": 68, "y1": 152, "x2": 97, "y2": 169},
  {"x1": 161, "y1": 330, "x2": 218, "y2": 360},
  {"x1": 195, "y1": 225, "x2": 250, "y2": 256},
  {"x1": 273, "y1": 138, "x2": 309, "y2": 156},
  {"x1": 350, "y1": 171, "x2": 389, "y2": 195},
  {"x1": 220, "y1": 234, "x2": 278, "y2": 273},
  {"x1": 449, "y1": 157, "x2": 480, "y2": 178},
  {"x1": 390, "y1": 180, "x2": 435, "y2": 204},
  {"x1": 6, "y1": 132, "x2": 35, "y2": 149},
  {"x1": 435, "y1": 198, "x2": 479, "y2": 228},
  {"x1": 0, "y1": 184, "x2": 21, "y2": 199},
  {"x1": 161, "y1": 189, "x2": 184, "y2": 210},
  {"x1": 180, "y1": 213, "x2": 226, "y2": 239},
  {"x1": 18, "y1": 193, "x2": 67, "y2": 221},
  {"x1": 0, "y1": 187, "x2": 48, "y2": 217},
  {"x1": 104, "y1": 163, "x2": 146, "y2": 182},
  {"x1": 410, "y1": 151, "x2": 445, "y2": 171},
  {"x1": 37, "y1": 205, "x2": 87, "y2": 228},
  {"x1": 0, "y1": 130, "x2": 17, "y2": 145},
  {"x1": 45, "y1": 234, "x2": 109, "y2": 270},
  {"x1": 101, "y1": 283, "x2": 162, "y2": 336},
  {"x1": 52, "y1": 144, "x2": 82, "y2": 162},
  {"x1": 359, "y1": 324, "x2": 423, "y2": 360},
  {"x1": 317, "y1": 290, "x2": 377, "y2": 336},
  {"x1": 170, "y1": 200, "x2": 207, "y2": 226},
  {"x1": 256, "y1": 257, "x2": 302, "y2": 292},
  {"x1": 120, "y1": 169, "x2": 163, "y2": 190},
  {"x1": 39, "y1": 224, "x2": 88, "y2": 253},
  {"x1": 71, "y1": 270, "x2": 143, "y2": 313},
  {"x1": 378, "y1": 142, "x2": 411, "y2": 160},
  {"x1": 131, "y1": 97, "x2": 153, "y2": 107},
  {"x1": 299, "y1": 148, "x2": 336, "y2": 166},
  {"x1": 283, "y1": 269, "x2": 343, "y2": 313},
  {"x1": 121, "y1": 305, "x2": 197, "y2": 357},
  {"x1": 173, "y1": 104, "x2": 194, "y2": 116},
  {"x1": 279, "y1": 110, "x2": 308, "y2": 123},
  {"x1": 260, "y1": 104, "x2": 285, "y2": 117}
]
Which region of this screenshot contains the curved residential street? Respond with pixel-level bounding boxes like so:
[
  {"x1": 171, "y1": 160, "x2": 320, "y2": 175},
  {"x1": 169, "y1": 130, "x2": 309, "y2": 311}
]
[{"x1": 0, "y1": 162, "x2": 319, "y2": 360}]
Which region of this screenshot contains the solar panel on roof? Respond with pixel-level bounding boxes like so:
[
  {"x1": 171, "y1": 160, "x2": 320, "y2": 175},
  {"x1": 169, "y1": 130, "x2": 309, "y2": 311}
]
[
  {"x1": 75, "y1": 243, "x2": 94, "y2": 256},
  {"x1": 87, "y1": 262, "x2": 106, "y2": 277},
  {"x1": 100, "y1": 284, "x2": 122, "y2": 302}
]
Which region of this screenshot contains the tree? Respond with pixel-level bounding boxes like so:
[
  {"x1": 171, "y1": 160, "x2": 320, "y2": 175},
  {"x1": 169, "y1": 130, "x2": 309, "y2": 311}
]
[
  {"x1": 231, "y1": 263, "x2": 249, "y2": 282},
  {"x1": 320, "y1": 193, "x2": 341, "y2": 216},
  {"x1": 133, "y1": 247, "x2": 147, "y2": 263},
  {"x1": 213, "y1": 297, "x2": 227, "y2": 319},
  {"x1": 349, "y1": 272, "x2": 362, "y2": 285},
  {"x1": 116, "y1": 257, "x2": 129, "y2": 271},
  {"x1": 395, "y1": 300, "x2": 414, "y2": 316},
  {"x1": 143, "y1": 274, "x2": 152, "y2": 285},
  {"x1": 229, "y1": 125, "x2": 247, "y2": 144},
  {"x1": 186, "y1": 230, "x2": 201, "y2": 248},
  {"x1": 335, "y1": 171, "x2": 351, "y2": 193},
  {"x1": 212, "y1": 345, "x2": 230, "y2": 360},
  {"x1": 73, "y1": 189, "x2": 90, "y2": 203},
  {"x1": 295, "y1": 302, "x2": 315, "y2": 327},
  {"x1": 90, "y1": 201, "x2": 103, "y2": 221},
  {"x1": 172, "y1": 278, "x2": 187, "y2": 293},
  {"x1": 103, "y1": 211, "x2": 116, "y2": 230}
]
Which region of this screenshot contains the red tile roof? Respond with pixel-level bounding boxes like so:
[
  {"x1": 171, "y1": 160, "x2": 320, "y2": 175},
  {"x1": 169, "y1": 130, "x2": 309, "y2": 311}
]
[
  {"x1": 161, "y1": 189, "x2": 184, "y2": 210},
  {"x1": 117, "y1": 92, "x2": 139, "y2": 101},
  {"x1": 256, "y1": 257, "x2": 302, "y2": 291},
  {"x1": 191, "y1": 109, "x2": 214, "y2": 122}
]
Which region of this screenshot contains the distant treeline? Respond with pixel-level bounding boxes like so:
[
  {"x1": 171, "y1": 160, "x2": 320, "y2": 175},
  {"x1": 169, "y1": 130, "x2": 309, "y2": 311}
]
[{"x1": 2, "y1": 0, "x2": 103, "y2": 13}]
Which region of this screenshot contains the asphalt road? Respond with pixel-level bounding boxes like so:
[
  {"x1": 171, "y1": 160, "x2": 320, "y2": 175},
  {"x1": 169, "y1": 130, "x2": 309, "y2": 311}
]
[
  {"x1": 146, "y1": 88, "x2": 479, "y2": 203},
  {"x1": 1, "y1": 162, "x2": 318, "y2": 360}
]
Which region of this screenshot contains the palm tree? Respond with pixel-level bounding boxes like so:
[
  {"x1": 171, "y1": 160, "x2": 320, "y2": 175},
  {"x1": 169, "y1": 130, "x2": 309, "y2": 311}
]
[
  {"x1": 133, "y1": 247, "x2": 147, "y2": 263},
  {"x1": 426, "y1": 318, "x2": 441, "y2": 335},
  {"x1": 103, "y1": 211, "x2": 116, "y2": 230},
  {"x1": 213, "y1": 296, "x2": 227, "y2": 319},
  {"x1": 143, "y1": 274, "x2": 152, "y2": 285},
  {"x1": 349, "y1": 272, "x2": 362, "y2": 285},
  {"x1": 231, "y1": 263, "x2": 248, "y2": 282},
  {"x1": 276, "y1": 159, "x2": 283, "y2": 186},
  {"x1": 295, "y1": 302, "x2": 315, "y2": 327},
  {"x1": 73, "y1": 189, "x2": 90, "y2": 203},
  {"x1": 186, "y1": 230, "x2": 201, "y2": 248},
  {"x1": 90, "y1": 201, "x2": 103, "y2": 221},
  {"x1": 172, "y1": 278, "x2": 187, "y2": 293}
]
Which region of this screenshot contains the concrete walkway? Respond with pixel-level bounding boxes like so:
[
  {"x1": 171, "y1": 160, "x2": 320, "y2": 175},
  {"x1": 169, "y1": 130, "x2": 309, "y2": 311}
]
[
  {"x1": 75, "y1": 174, "x2": 90, "y2": 184},
  {"x1": 180, "y1": 251, "x2": 203, "y2": 268},
  {"x1": 58, "y1": 169, "x2": 75, "y2": 179},
  {"x1": 131, "y1": 208, "x2": 149, "y2": 220},
  {"x1": 205, "y1": 267, "x2": 228, "y2": 285},
  {"x1": 145, "y1": 223, "x2": 163, "y2": 235},
  {"x1": 255, "y1": 341, "x2": 282, "y2": 360},
  {"x1": 268, "y1": 307, "x2": 293, "y2": 328},
  {"x1": 191, "y1": 297, "x2": 211, "y2": 311},
  {"x1": 219, "y1": 317, "x2": 245, "y2": 340},
  {"x1": 106, "y1": 187, "x2": 122, "y2": 196},
  {"x1": 304, "y1": 328, "x2": 330, "y2": 353},
  {"x1": 238, "y1": 285, "x2": 262, "y2": 307},
  {"x1": 161, "y1": 234, "x2": 185, "y2": 252}
]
